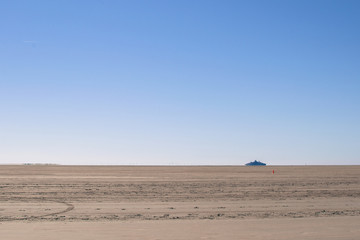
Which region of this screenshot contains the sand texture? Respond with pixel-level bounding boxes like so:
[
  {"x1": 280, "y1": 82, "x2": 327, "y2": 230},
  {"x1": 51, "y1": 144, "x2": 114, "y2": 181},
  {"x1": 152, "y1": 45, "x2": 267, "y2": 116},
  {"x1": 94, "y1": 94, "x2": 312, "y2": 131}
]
[{"x1": 0, "y1": 165, "x2": 359, "y2": 239}]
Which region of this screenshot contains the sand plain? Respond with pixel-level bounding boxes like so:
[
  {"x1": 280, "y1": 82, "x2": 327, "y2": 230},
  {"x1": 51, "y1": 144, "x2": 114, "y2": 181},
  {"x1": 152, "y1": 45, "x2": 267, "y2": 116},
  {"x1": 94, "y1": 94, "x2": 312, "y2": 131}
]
[{"x1": 0, "y1": 165, "x2": 359, "y2": 239}]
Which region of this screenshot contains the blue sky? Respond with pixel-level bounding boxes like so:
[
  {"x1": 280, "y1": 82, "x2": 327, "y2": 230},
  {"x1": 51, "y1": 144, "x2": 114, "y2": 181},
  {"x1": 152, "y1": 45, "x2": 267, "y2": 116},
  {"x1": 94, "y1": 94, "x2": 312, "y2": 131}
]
[{"x1": 1, "y1": 0, "x2": 359, "y2": 165}]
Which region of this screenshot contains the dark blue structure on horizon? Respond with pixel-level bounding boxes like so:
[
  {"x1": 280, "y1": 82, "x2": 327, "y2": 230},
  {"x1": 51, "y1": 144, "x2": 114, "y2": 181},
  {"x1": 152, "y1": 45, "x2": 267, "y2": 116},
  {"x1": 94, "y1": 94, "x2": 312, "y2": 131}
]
[{"x1": 245, "y1": 160, "x2": 266, "y2": 166}]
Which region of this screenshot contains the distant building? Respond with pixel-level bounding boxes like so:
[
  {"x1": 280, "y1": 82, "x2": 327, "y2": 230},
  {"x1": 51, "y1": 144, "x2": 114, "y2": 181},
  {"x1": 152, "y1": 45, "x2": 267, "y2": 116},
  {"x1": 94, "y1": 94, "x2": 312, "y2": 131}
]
[{"x1": 245, "y1": 160, "x2": 266, "y2": 166}]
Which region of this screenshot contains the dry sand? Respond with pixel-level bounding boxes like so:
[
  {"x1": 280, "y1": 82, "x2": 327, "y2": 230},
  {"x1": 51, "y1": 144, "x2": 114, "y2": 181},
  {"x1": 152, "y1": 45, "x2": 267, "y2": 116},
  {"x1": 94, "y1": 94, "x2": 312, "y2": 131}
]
[{"x1": 0, "y1": 165, "x2": 359, "y2": 239}]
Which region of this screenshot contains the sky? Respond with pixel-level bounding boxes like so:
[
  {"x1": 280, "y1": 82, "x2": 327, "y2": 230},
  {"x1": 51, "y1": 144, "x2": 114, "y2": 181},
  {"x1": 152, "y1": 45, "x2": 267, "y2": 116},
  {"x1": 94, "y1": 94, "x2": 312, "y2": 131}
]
[{"x1": 0, "y1": 0, "x2": 359, "y2": 165}]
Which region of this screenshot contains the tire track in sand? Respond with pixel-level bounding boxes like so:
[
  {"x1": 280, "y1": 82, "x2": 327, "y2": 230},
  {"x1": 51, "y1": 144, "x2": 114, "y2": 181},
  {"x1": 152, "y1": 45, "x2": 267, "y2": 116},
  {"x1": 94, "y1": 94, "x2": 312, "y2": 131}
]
[
  {"x1": 0, "y1": 198, "x2": 74, "y2": 221},
  {"x1": 38, "y1": 200, "x2": 74, "y2": 218}
]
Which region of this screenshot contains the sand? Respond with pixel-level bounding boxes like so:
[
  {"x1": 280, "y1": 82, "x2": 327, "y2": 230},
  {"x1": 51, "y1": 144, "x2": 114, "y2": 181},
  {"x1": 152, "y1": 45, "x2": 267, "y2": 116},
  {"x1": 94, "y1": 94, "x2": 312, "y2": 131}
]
[{"x1": 0, "y1": 165, "x2": 359, "y2": 239}]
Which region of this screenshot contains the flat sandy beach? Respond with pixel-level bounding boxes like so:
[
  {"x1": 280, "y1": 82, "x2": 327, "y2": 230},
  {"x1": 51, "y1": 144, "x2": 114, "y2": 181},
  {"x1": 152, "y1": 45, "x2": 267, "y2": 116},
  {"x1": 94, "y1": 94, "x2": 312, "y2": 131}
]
[{"x1": 0, "y1": 165, "x2": 359, "y2": 239}]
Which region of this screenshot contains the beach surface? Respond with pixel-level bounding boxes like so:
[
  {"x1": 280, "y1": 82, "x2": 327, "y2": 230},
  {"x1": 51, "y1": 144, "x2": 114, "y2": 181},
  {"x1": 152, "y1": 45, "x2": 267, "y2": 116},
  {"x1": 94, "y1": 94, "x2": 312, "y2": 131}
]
[{"x1": 0, "y1": 165, "x2": 359, "y2": 239}]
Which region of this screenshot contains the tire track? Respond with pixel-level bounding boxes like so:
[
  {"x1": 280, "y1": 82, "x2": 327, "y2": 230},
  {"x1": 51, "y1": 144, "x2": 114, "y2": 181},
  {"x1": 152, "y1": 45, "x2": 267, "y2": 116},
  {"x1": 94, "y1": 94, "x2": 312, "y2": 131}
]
[
  {"x1": 37, "y1": 200, "x2": 74, "y2": 218},
  {"x1": 0, "y1": 198, "x2": 74, "y2": 222}
]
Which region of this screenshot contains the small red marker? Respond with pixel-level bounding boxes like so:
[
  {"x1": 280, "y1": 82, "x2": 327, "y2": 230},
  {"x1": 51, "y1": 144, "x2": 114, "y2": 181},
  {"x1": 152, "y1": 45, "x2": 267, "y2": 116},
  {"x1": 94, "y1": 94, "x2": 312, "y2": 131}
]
[{"x1": 272, "y1": 170, "x2": 275, "y2": 174}]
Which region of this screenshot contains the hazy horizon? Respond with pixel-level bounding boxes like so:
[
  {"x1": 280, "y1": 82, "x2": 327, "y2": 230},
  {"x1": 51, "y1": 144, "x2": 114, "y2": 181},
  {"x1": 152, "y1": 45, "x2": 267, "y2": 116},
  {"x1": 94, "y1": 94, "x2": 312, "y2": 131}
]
[{"x1": 1, "y1": 162, "x2": 359, "y2": 166}]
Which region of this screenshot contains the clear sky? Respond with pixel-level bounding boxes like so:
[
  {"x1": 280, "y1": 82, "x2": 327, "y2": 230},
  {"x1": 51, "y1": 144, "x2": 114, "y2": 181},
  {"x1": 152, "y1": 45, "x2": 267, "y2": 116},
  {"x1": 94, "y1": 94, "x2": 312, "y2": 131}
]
[{"x1": 1, "y1": 0, "x2": 359, "y2": 165}]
